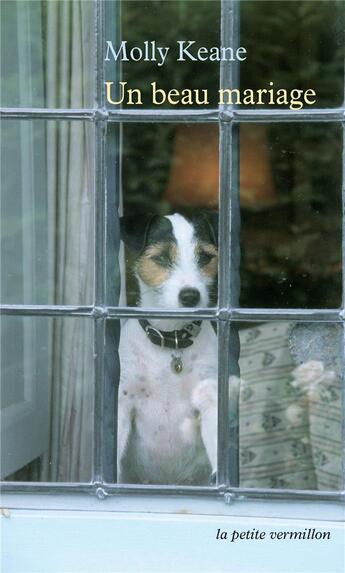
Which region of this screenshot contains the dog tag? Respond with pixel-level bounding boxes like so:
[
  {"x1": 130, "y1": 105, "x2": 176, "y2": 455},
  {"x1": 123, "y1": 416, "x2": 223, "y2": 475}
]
[{"x1": 171, "y1": 355, "x2": 183, "y2": 374}]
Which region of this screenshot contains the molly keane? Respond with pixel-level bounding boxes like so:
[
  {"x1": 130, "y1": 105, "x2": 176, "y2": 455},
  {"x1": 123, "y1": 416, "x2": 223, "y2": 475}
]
[{"x1": 105, "y1": 40, "x2": 247, "y2": 67}]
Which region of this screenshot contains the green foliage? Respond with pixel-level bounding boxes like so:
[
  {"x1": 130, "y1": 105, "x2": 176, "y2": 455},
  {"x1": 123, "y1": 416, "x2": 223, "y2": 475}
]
[
  {"x1": 240, "y1": 0, "x2": 344, "y2": 107},
  {"x1": 122, "y1": 0, "x2": 344, "y2": 308},
  {"x1": 122, "y1": 0, "x2": 220, "y2": 100}
]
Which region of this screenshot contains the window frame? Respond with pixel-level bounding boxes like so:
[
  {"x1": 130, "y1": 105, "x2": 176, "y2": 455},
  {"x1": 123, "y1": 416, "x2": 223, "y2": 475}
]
[{"x1": 0, "y1": 0, "x2": 344, "y2": 505}]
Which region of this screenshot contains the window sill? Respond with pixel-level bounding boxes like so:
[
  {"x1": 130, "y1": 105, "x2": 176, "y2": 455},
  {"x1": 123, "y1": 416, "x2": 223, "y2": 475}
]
[
  {"x1": 1, "y1": 491, "x2": 344, "y2": 522},
  {"x1": 1, "y1": 496, "x2": 344, "y2": 573}
]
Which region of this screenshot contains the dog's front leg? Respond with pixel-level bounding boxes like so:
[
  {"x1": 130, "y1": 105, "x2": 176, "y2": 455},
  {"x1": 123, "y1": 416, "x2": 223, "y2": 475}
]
[
  {"x1": 192, "y1": 379, "x2": 217, "y2": 475},
  {"x1": 117, "y1": 390, "x2": 133, "y2": 482}
]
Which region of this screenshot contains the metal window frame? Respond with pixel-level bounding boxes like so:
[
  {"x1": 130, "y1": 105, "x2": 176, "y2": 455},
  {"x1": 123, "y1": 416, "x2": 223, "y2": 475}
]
[{"x1": 0, "y1": 0, "x2": 344, "y2": 505}]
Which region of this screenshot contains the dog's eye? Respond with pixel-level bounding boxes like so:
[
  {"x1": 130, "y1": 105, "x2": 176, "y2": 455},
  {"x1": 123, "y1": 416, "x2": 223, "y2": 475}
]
[
  {"x1": 198, "y1": 250, "x2": 215, "y2": 267},
  {"x1": 151, "y1": 252, "x2": 171, "y2": 267}
]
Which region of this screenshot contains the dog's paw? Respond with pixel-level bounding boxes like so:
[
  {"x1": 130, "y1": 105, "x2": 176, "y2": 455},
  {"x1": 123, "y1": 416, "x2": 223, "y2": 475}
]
[
  {"x1": 192, "y1": 378, "x2": 217, "y2": 411},
  {"x1": 179, "y1": 416, "x2": 198, "y2": 445},
  {"x1": 229, "y1": 375, "x2": 242, "y2": 395}
]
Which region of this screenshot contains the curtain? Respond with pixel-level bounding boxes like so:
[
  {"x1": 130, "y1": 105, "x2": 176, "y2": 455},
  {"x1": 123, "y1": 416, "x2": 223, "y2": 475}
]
[
  {"x1": 2, "y1": 0, "x2": 95, "y2": 483},
  {"x1": 43, "y1": 0, "x2": 94, "y2": 482}
]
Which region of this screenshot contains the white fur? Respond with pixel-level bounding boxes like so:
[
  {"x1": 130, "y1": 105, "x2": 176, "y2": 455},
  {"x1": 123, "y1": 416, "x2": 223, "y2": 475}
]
[
  {"x1": 118, "y1": 214, "x2": 218, "y2": 485},
  {"x1": 139, "y1": 214, "x2": 212, "y2": 320}
]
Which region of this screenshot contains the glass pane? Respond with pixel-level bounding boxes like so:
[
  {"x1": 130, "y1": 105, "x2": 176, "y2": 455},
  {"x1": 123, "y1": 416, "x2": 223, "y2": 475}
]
[
  {"x1": 236, "y1": 321, "x2": 343, "y2": 490},
  {"x1": 117, "y1": 318, "x2": 217, "y2": 486},
  {"x1": 1, "y1": 316, "x2": 93, "y2": 482},
  {"x1": 108, "y1": 0, "x2": 220, "y2": 109},
  {"x1": 239, "y1": 123, "x2": 342, "y2": 308},
  {"x1": 0, "y1": 120, "x2": 94, "y2": 305},
  {"x1": 0, "y1": 0, "x2": 94, "y2": 108},
  {"x1": 119, "y1": 123, "x2": 219, "y2": 308},
  {"x1": 241, "y1": 0, "x2": 344, "y2": 109}
]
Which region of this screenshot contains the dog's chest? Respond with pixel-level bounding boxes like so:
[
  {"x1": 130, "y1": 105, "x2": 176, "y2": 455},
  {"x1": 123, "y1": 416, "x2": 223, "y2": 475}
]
[
  {"x1": 132, "y1": 376, "x2": 199, "y2": 451},
  {"x1": 120, "y1": 321, "x2": 217, "y2": 444}
]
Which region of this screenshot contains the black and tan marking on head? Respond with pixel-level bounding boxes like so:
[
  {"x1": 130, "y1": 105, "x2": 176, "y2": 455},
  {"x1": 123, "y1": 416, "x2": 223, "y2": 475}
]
[
  {"x1": 120, "y1": 214, "x2": 177, "y2": 287},
  {"x1": 120, "y1": 211, "x2": 219, "y2": 306},
  {"x1": 191, "y1": 211, "x2": 218, "y2": 280}
]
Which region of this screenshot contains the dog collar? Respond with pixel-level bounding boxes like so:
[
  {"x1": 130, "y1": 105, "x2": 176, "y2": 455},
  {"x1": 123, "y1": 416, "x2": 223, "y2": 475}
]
[{"x1": 139, "y1": 319, "x2": 202, "y2": 349}]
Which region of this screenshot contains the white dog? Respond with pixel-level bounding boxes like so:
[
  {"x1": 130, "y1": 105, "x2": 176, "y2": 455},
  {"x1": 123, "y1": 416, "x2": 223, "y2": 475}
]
[{"x1": 117, "y1": 212, "x2": 218, "y2": 485}]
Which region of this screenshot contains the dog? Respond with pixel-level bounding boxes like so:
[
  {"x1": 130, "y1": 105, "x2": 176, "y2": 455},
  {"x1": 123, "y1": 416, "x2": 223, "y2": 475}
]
[{"x1": 117, "y1": 212, "x2": 218, "y2": 485}]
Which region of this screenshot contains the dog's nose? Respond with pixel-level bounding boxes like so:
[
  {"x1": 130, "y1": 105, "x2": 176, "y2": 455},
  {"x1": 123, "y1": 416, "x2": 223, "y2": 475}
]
[{"x1": 179, "y1": 288, "x2": 201, "y2": 307}]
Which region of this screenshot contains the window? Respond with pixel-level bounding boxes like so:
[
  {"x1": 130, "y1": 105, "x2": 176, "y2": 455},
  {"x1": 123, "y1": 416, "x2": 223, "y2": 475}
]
[{"x1": 1, "y1": 0, "x2": 344, "y2": 503}]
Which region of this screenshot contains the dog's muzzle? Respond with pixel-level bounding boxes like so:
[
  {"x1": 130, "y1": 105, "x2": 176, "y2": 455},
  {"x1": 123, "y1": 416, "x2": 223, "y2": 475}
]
[{"x1": 179, "y1": 288, "x2": 201, "y2": 307}]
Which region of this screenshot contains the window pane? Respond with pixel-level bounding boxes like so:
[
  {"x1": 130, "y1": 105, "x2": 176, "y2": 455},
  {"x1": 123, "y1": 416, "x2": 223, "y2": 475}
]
[
  {"x1": 239, "y1": 123, "x2": 342, "y2": 308},
  {"x1": 117, "y1": 318, "x2": 217, "y2": 486},
  {"x1": 108, "y1": 0, "x2": 220, "y2": 109},
  {"x1": 0, "y1": 120, "x2": 94, "y2": 305},
  {"x1": 1, "y1": 316, "x2": 93, "y2": 483},
  {"x1": 0, "y1": 0, "x2": 94, "y2": 108},
  {"x1": 240, "y1": 0, "x2": 344, "y2": 109},
  {"x1": 236, "y1": 321, "x2": 343, "y2": 490},
  {"x1": 119, "y1": 123, "x2": 219, "y2": 308}
]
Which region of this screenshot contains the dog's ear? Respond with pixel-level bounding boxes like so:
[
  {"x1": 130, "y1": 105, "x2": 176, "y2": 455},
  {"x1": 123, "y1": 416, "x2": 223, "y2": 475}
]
[
  {"x1": 120, "y1": 214, "x2": 157, "y2": 254},
  {"x1": 202, "y1": 211, "x2": 218, "y2": 246},
  {"x1": 193, "y1": 211, "x2": 218, "y2": 246}
]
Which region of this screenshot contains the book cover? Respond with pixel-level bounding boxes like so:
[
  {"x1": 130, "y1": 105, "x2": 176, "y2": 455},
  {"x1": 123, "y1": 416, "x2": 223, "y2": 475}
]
[{"x1": 1, "y1": 1, "x2": 344, "y2": 572}]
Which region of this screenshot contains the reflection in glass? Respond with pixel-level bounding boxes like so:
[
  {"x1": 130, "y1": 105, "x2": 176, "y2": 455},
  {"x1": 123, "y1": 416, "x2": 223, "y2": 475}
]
[
  {"x1": 237, "y1": 321, "x2": 343, "y2": 490},
  {"x1": 1, "y1": 316, "x2": 93, "y2": 483},
  {"x1": 119, "y1": 0, "x2": 220, "y2": 109},
  {"x1": 120, "y1": 0, "x2": 344, "y2": 110},
  {"x1": 240, "y1": 123, "x2": 342, "y2": 308},
  {"x1": 0, "y1": 0, "x2": 94, "y2": 108},
  {"x1": 241, "y1": 0, "x2": 344, "y2": 109},
  {"x1": 0, "y1": 120, "x2": 94, "y2": 305}
]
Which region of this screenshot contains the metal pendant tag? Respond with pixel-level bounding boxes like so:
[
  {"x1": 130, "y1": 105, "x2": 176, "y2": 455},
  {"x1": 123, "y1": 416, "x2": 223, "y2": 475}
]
[{"x1": 171, "y1": 355, "x2": 183, "y2": 374}]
